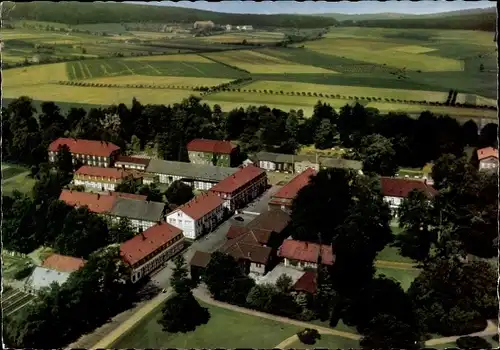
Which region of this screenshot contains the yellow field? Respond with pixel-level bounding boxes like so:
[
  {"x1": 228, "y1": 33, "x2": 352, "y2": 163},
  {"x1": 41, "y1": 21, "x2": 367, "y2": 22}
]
[
  {"x1": 455, "y1": 94, "x2": 497, "y2": 107},
  {"x1": 244, "y1": 80, "x2": 449, "y2": 102},
  {"x1": 1, "y1": 32, "x2": 44, "y2": 40},
  {"x1": 205, "y1": 50, "x2": 337, "y2": 74},
  {"x1": 3, "y1": 84, "x2": 200, "y2": 106},
  {"x1": 303, "y1": 38, "x2": 463, "y2": 72},
  {"x1": 201, "y1": 36, "x2": 280, "y2": 44},
  {"x1": 392, "y1": 45, "x2": 437, "y2": 54},
  {"x1": 3, "y1": 63, "x2": 68, "y2": 88},
  {"x1": 125, "y1": 54, "x2": 211, "y2": 63},
  {"x1": 83, "y1": 75, "x2": 233, "y2": 87}
]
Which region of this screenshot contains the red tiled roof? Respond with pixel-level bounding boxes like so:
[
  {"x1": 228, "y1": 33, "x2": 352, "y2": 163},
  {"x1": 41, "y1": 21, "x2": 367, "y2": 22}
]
[
  {"x1": 209, "y1": 165, "x2": 265, "y2": 194},
  {"x1": 190, "y1": 250, "x2": 212, "y2": 268},
  {"x1": 109, "y1": 191, "x2": 148, "y2": 201},
  {"x1": 48, "y1": 138, "x2": 120, "y2": 157},
  {"x1": 220, "y1": 234, "x2": 272, "y2": 265},
  {"x1": 59, "y1": 190, "x2": 116, "y2": 213},
  {"x1": 120, "y1": 222, "x2": 183, "y2": 266},
  {"x1": 75, "y1": 166, "x2": 141, "y2": 180},
  {"x1": 271, "y1": 168, "x2": 316, "y2": 201},
  {"x1": 173, "y1": 192, "x2": 224, "y2": 221},
  {"x1": 115, "y1": 155, "x2": 151, "y2": 166},
  {"x1": 227, "y1": 225, "x2": 250, "y2": 240},
  {"x1": 380, "y1": 177, "x2": 437, "y2": 198},
  {"x1": 293, "y1": 271, "x2": 317, "y2": 294},
  {"x1": 187, "y1": 139, "x2": 236, "y2": 154},
  {"x1": 278, "y1": 239, "x2": 334, "y2": 265},
  {"x1": 226, "y1": 210, "x2": 291, "y2": 244},
  {"x1": 41, "y1": 253, "x2": 86, "y2": 273},
  {"x1": 477, "y1": 147, "x2": 499, "y2": 161}
]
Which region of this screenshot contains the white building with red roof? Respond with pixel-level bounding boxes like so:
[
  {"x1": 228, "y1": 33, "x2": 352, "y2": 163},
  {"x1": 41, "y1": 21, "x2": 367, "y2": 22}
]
[
  {"x1": 187, "y1": 138, "x2": 239, "y2": 167},
  {"x1": 380, "y1": 177, "x2": 438, "y2": 214},
  {"x1": 120, "y1": 222, "x2": 185, "y2": 283},
  {"x1": 268, "y1": 168, "x2": 316, "y2": 213},
  {"x1": 209, "y1": 165, "x2": 268, "y2": 212},
  {"x1": 477, "y1": 147, "x2": 498, "y2": 172},
  {"x1": 48, "y1": 138, "x2": 120, "y2": 168},
  {"x1": 73, "y1": 165, "x2": 143, "y2": 192},
  {"x1": 166, "y1": 192, "x2": 225, "y2": 239}
]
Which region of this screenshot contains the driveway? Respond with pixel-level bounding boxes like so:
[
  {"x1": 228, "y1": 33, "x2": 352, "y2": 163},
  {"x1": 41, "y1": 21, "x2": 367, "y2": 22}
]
[{"x1": 241, "y1": 185, "x2": 282, "y2": 215}]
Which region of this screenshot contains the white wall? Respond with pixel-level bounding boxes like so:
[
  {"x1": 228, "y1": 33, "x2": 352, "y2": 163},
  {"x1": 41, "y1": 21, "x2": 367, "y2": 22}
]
[
  {"x1": 74, "y1": 179, "x2": 116, "y2": 192},
  {"x1": 250, "y1": 262, "x2": 266, "y2": 275},
  {"x1": 167, "y1": 211, "x2": 196, "y2": 239},
  {"x1": 283, "y1": 258, "x2": 317, "y2": 270}
]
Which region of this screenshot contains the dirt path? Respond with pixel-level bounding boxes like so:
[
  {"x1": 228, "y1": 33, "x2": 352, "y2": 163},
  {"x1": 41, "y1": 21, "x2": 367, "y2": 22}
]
[
  {"x1": 424, "y1": 320, "x2": 498, "y2": 346},
  {"x1": 275, "y1": 335, "x2": 299, "y2": 349},
  {"x1": 193, "y1": 288, "x2": 361, "y2": 341},
  {"x1": 89, "y1": 289, "x2": 173, "y2": 349},
  {"x1": 375, "y1": 260, "x2": 420, "y2": 270}
]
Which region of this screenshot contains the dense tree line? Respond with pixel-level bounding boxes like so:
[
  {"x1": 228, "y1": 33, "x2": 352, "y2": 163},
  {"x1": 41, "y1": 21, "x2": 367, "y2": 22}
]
[
  {"x1": 2, "y1": 2, "x2": 338, "y2": 28},
  {"x1": 4, "y1": 246, "x2": 140, "y2": 348}
]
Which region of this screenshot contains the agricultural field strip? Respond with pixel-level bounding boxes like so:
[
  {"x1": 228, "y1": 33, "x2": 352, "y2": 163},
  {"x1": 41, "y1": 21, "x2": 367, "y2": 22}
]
[{"x1": 74, "y1": 75, "x2": 233, "y2": 87}]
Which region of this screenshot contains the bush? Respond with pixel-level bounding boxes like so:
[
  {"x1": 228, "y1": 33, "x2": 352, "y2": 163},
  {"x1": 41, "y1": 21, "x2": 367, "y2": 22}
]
[
  {"x1": 492, "y1": 334, "x2": 499, "y2": 342},
  {"x1": 14, "y1": 264, "x2": 35, "y2": 280},
  {"x1": 297, "y1": 328, "x2": 320, "y2": 345},
  {"x1": 456, "y1": 336, "x2": 492, "y2": 349}
]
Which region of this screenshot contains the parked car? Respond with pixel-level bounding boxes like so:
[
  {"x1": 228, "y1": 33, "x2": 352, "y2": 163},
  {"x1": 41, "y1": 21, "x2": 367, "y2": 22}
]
[{"x1": 234, "y1": 216, "x2": 244, "y2": 222}]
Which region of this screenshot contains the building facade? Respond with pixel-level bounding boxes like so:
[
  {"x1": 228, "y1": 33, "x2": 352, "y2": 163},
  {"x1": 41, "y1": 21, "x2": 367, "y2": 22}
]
[
  {"x1": 477, "y1": 147, "x2": 499, "y2": 172},
  {"x1": 255, "y1": 152, "x2": 295, "y2": 173},
  {"x1": 120, "y1": 222, "x2": 185, "y2": 283},
  {"x1": 380, "y1": 177, "x2": 438, "y2": 215},
  {"x1": 209, "y1": 165, "x2": 268, "y2": 212},
  {"x1": 115, "y1": 155, "x2": 151, "y2": 171},
  {"x1": 73, "y1": 166, "x2": 142, "y2": 192},
  {"x1": 278, "y1": 239, "x2": 334, "y2": 270},
  {"x1": 187, "y1": 139, "x2": 239, "y2": 167},
  {"x1": 48, "y1": 138, "x2": 120, "y2": 168},
  {"x1": 109, "y1": 197, "x2": 167, "y2": 233},
  {"x1": 166, "y1": 192, "x2": 225, "y2": 240}
]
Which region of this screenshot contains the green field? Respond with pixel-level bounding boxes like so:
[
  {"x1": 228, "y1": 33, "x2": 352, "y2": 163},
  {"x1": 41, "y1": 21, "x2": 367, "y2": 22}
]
[
  {"x1": 112, "y1": 300, "x2": 301, "y2": 348},
  {"x1": 376, "y1": 267, "x2": 420, "y2": 291},
  {"x1": 1, "y1": 163, "x2": 36, "y2": 196}
]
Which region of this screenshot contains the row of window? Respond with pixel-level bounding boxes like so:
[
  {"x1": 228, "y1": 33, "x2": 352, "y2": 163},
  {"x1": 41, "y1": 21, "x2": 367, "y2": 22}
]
[{"x1": 133, "y1": 233, "x2": 183, "y2": 269}]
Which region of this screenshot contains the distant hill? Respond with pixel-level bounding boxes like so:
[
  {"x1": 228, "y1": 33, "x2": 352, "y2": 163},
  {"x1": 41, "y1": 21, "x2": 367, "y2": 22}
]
[
  {"x1": 1, "y1": 1, "x2": 338, "y2": 29},
  {"x1": 338, "y1": 7, "x2": 497, "y2": 31}
]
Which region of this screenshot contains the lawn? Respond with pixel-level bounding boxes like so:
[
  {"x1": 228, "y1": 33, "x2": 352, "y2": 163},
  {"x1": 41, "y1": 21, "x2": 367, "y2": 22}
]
[
  {"x1": 3, "y1": 84, "x2": 201, "y2": 106},
  {"x1": 376, "y1": 267, "x2": 420, "y2": 291},
  {"x1": 66, "y1": 58, "x2": 245, "y2": 80},
  {"x1": 112, "y1": 300, "x2": 302, "y2": 348},
  {"x1": 244, "y1": 80, "x2": 451, "y2": 102},
  {"x1": 3, "y1": 63, "x2": 68, "y2": 88},
  {"x1": 290, "y1": 334, "x2": 359, "y2": 349},
  {"x1": 1, "y1": 163, "x2": 36, "y2": 196},
  {"x1": 1, "y1": 252, "x2": 32, "y2": 280},
  {"x1": 376, "y1": 246, "x2": 414, "y2": 264},
  {"x1": 205, "y1": 50, "x2": 338, "y2": 74}
]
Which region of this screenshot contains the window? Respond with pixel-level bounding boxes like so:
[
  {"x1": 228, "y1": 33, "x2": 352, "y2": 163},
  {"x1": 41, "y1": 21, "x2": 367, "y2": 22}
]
[
  {"x1": 255, "y1": 263, "x2": 262, "y2": 268},
  {"x1": 177, "y1": 212, "x2": 181, "y2": 217}
]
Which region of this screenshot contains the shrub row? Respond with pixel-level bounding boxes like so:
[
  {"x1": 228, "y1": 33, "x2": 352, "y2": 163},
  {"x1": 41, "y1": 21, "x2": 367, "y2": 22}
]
[
  {"x1": 195, "y1": 77, "x2": 252, "y2": 95},
  {"x1": 197, "y1": 54, "x2": 251, "y2": 74},
  {"x1": 57, "y1": 80, "x2": 213, "y2": 91}
]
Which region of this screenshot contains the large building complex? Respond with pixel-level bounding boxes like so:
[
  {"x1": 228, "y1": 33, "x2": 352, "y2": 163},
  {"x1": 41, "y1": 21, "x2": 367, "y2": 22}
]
[{"x1": 48, "y1": 138, "x2": 120, "y2": 167}]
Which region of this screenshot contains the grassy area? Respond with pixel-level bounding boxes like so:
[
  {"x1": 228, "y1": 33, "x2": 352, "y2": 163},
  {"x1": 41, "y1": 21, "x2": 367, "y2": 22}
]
[
  {"x1": 376, "y1": 246, "x2": 414, "y2": 264},
  {"x1": 310, "y1": 319, "x2": 359, "y2": 335},
  {"x1": 112, "y1": 300, "x2": 302, "y2": 348},
  {"x1": 289, "y1": 334, "x2": 360, "y2": 349},
  {"x1": 432, "y1": 336, "x2": 499, "y2": 349},
  {"x1": 1, "y1": 252, "x2": 32, "y2": 280},
  {"x1": 1, "y1": 163, "x2": 36, "y2": 196},
  {"x1": 376, "y1": 267, "x2": 420, "y2": 291}
]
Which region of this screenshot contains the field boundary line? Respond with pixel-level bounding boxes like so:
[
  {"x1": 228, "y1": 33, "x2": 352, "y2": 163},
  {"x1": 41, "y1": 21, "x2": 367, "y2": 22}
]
[
  {"x1": 119, "y1": 61, "x2": 136, "y2": 75},
  {"x1": 181, "y1": 61, "x2": 206, "y2": 76},
  {"x1": 145, "y1": 62, "x2": 162, "y2": 75}
]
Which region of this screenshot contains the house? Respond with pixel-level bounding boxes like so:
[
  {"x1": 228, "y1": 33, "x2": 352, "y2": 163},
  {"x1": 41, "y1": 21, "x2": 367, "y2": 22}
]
[
  {"x1": 115, "y1": 155, "x2": 150, "y2": 171},
  {"x1": 187, "y1": 139, "x2": 239, "y2": 167},
  {"x1": 120, "y1": 222, "x2": 185, "y2": 283},
  {"x1": 109, "y1": 197, "x2": 167, "y2": 232},
  {"x1": 380, "y1": 177, "x2": 438, "y2": 215},
  {"x1": 25, "y1": 267, "x2": 72, "y2": 294},
  {"x1": 73, "y1": 166, "x2": 143, "y2": 192},
  {"x1": 292, "y1": 270, "x2": 317, "y2": 295},
  {"x1": 255, "y1": 152, "x2": 295, "y2": 173},
  {"x1": 189, "y1": 250, "x2": 213, "y2": 282},
  {"x1": 145, "y1": 159, "x2": 238, "y2": 191},
  {"x1": 166, "y1": 192, "x2": 225, "y2": 239},
  {"x1": 278, "y1": 239, "x2": 334, "y2": 270},
  {"x1": 48, "y1": 138, "x2": 120, "y2": 167},
  {"x1": 225, "y1": 24, "x2": 232, "y2": 31},
  {"x1": 268, "y1": 168, "x2": 316, "y2": 213},
  {"x1": 477, "y1": 147, "x2": 498, "y2": 172},
  {"x1": 193, "y1": 20, "x2": 215, "y2": 29},
  {"x1": 59, "y1": 190, "x2": 116, "y2": 214},
  {"x1": 41, "y1": 254, "x2": 86, "y2": 273},
  {"x1": 209, "y1": 165, "x2": 268, "y2": 212}
]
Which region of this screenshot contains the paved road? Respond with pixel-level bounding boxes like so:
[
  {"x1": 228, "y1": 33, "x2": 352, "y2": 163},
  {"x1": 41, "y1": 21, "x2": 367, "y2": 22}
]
[{"x1": 243, "y1": 185, "x2": 282, "y2": 214}]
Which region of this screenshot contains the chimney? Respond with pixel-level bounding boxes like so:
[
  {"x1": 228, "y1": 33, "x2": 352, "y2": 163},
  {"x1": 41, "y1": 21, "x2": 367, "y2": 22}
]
[
  {"x1": 141, "y1": 232, "x2": 146, "y2": 240},
  {"x1": 97, "y1": 194, "x2": 100, "y2": 199}
]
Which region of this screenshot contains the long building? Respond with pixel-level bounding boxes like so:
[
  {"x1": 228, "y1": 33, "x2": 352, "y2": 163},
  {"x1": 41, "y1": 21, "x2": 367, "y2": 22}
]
[
  {"x1": 73, "y1": 165, "x2": 142, "y2": 192},
  {"x1": 209, "y1": 165, "x2": 267, "y2": 212},
  {"x1": 120, "y1": 222, "x2": 185, "y2": 283},
  {"x1": 166, "y1": 192, "x2": 225, "y2": 240},
  {"x1": 268, "y1": 168, "x2": 316, "y2": 213},
  {"x1": 380, "y1": 177, "x2": 437, "y2": 215},
  {"x1": 145, "y1": 159, "x2": 238, "y2": 191},
  {"x1": 48, "y1": 138, "x2": 120, "y2": 167}
]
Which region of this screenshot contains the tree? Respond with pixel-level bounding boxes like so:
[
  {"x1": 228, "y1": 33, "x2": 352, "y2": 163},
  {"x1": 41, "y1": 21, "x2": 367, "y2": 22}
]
[
  {"x1": 358, "y1": 134, "x2": 398, "y2": 176},
  {"x1": 55, "y1": 144, "x2": 74, "y2": 174},
  {"x1": 275, "y1": 274, "x2": 293, "y2": 294},
  {"x1": 408, "y1": 256, "x2": 496, "y2": 335},
  {"x1": 170, "y1": 255, "x2": 196, "y2": 294},
  {"x1": 314, "y1": 118, "x2": 335, "y2": 150},
  {"x1": 479, "y1": 63, "x2": 485, "y2": 72},
  {"x1": 461, "y1": 120, "x2": 478, "y2": 147},
  {"x1": 128, "y1": 135, "x2": 141, "y2": 154},
  {"x1": 246, "y1": 284, "x2": 277, "y2": 312},
  {"x1": 360, "y1": 313, "x2": 421, "y2": 350},
  {"x1": 478, "y1": 123, "x2": 498, "y2": 148},
  {"x1": 108, "y1": 217, "x2": 135, "y2": 243},
  {"x1": 165, "y1": 180, "x2": 194, "y2": 206},
  {"x1": 140, "y1": 183, "x2": 163, "y2": 202},
  {"x1": 115, "y1": 175, "x2": 142, "y2": 194},
  {"x1": 158, "y1": 291, "x2": 210, "y2": 333},
  {"x1": 395, "y1": 189, "x2": 435, "y2": 261}
]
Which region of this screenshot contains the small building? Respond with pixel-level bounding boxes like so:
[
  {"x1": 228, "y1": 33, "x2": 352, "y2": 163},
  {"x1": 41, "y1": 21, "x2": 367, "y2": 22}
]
[
  {"x1": 41, "y1": 254, "x2": 86, "y2": 273},
  {"x1": 189, "y1": 250, "x2": 212, "y2": 282},
  {"x1": 477, "y1": 147, "x2": 498, "y2": 172},
  {"x1": 145, "y1": 159, "x2": 238, "y2": 191},
  {"x1": 120, "y1": 222, "x2": 185, "y2": 283},
  {"x1": 26, "y1": 267, "x2": 72, "y2": 294},
  {"x1": 209, "y1": 165, "x2": 268, "y2": 212},
  {"x1": 193, "y1": 20, "x2": 215, "y2": 29},
  {"x1": 115, "y1": 155, "x2": 151, "y2": 171},
  {"x1": 380, "y1": 177, "x2": 437, "y2": 215},
  {"x1": 292, "y1": 270, "x2": 317, "y2": 295},
  {"x1": 73, "y1": 166, "x2": 142, "y2": 192},
  {"x1": 268, "y1": 168, "x2": 316, "y2": 213},
  {"x1": 319, "y1": 157, "x2": 363, "y2": 174},
  {"x1": 255, "y1": 152, "x2": 295, "y2": 173},
  {"x1": 166, "y1": 192, "x2": 225, "y2": 240},
  {"x1": 225, "y1": 24, "x2": 232, "y2": 31},
  {"x1": 278, "y1": 239, "x2": 334, "y2": 270},
  {"x1": 109, "y1": 197, "x2": 167, "y2": 232},
  {"x1": 187, "y1": 139, "x2": 239, "y2": 167},
  {"x1": 48, "y1": 138, "x2": 120, "y2": 168}
]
